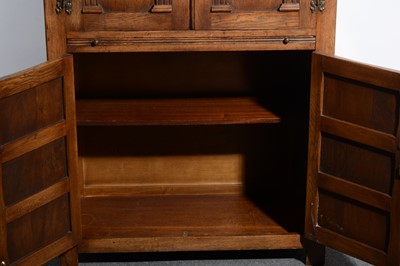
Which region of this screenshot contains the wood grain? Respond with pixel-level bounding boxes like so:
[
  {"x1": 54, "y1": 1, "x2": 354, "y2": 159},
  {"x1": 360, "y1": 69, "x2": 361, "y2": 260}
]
[
  {"x1": 76, "y1": 98, "x2": 281, "y2": 126},
  {"x1": 305, "y1": 52, "x2": 400, "y2": 265},
  {"x1": 80, "y1": 194, "x2": 303, "y2": 252},
  {"x1": 0, "y1": 56, "x2": 81, "y2": 265},
  {"x1": 67, "y1": 30, "x2": 316, "y2": 52}
]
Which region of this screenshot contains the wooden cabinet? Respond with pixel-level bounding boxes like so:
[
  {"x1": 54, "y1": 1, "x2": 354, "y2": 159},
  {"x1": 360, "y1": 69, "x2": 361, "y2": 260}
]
[{"x1": 1, "y1": 0, "x2": 400, "y2": 265}]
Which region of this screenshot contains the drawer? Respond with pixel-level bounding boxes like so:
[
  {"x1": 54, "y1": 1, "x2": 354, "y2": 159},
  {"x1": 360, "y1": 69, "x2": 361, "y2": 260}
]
[
  {"x1": 80, "y1": 0, "x2": 190, "y2": 31},
  {"x1": 193, "y1": 0, "x2": 315, "y2": 30}
]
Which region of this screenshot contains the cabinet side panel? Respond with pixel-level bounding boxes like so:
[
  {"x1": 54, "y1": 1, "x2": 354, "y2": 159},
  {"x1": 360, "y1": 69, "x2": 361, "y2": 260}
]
[
  {"x1": 44, "y1": 0, "x2": 67, "y2": 59},
  {"x1": 316, "y1": 0, "x2": 337, "y2": 54}
]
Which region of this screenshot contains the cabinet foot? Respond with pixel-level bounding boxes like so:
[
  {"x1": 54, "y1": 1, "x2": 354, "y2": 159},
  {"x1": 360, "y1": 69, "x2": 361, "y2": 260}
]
[
  {"x1": 302, "y1": 238, "x2": 325, "y2": 265},
  {"x1": 59, "y1": 247, "x2": 78, "y2": 266}
]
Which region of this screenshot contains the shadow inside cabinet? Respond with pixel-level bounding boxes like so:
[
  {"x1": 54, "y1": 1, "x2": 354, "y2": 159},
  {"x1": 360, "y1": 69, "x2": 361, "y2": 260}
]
[{"x1": 73, "y1": 50, "x2": 313, "y2": 253}]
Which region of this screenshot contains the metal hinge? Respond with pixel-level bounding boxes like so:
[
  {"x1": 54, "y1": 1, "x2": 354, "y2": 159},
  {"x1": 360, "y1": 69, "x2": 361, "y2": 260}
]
[
  {"x1": 56, "y1": 0, "x2": 72, "y2": 14},
  {"x1": 311, "y1": 0, "x2": 325, "y2": 12}
]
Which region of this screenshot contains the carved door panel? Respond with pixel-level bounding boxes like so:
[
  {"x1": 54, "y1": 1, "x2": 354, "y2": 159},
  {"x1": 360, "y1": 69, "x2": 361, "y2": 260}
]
[
  {"x1": 0, "y1": 56, "x2": 81, "y2": 265},
  {"x1": 79, "y1": 0, "x2": 190, "y2": 31},
  {"x1": 305, "y1": 52, "x2": 400, "y2": 265},
  {"x1": 194, "y1": 0, "x2": 316, "y2": 30}
]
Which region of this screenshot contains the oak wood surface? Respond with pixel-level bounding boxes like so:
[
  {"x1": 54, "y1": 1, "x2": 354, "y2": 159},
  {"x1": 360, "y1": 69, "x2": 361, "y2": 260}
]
[
  {"x1": 194, "y1": 0, "x2": 314, "y2": 31},
  {"x1": 79, "y1": 234, "x2": 303, "y2": 254},
  {"x1": 76, "y1": 97, "x2": 281, "y2": 126},
  {"x1": 67, "y1": 30, "x2": 316, "y2": 52},
  {"x1": 315, "y1": 0, "x2": 337, "y2": 54},
  {"x1": 80, "y1": 194, "x2": 304, "y2": 253},
  {"x1": 77, "y1": 0, "x2": 190, "y2": 31},
  {"x1": 72, "y1": 49, "x2": 311, "y2": 259},
  {"x1": 76, "y1": 122, "x2": 301, "y2": 198},
  {"x1": 44, "y1": 0, "x2": 67, "y2": 59},
  {"x1": 305, "y1": 52, "x2": 400, "y2": 265},
  {"x1": 13, "y1": 0, "x2": 344, "y2": 264},
  {"x1": 0, "y1": 56, "x2": 81, "y2": 265}
]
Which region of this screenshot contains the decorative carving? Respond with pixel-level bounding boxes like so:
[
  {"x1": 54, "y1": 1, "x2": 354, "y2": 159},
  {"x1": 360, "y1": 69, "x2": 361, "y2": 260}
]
[
  {"x1": 211, "y1": 0, "x2": 232, "y2": 13},
  {"x1": 151, "y1": 0, "x2": 173, "y2": 13},
  {"x1": 82, "y1": 0, "x2": 104, "y2": 14},
  {"x1": 279, "y1": 0, "x2": 300, "y2": 12}
]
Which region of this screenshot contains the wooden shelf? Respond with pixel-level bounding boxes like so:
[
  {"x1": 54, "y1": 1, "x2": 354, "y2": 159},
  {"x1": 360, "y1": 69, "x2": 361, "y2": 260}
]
[
  {"x1": 79, "y1": 194, "x2": 303, "y2": 253},
  {"x1": 76, "y1": 97, "x2": 281, "y2": 126}
]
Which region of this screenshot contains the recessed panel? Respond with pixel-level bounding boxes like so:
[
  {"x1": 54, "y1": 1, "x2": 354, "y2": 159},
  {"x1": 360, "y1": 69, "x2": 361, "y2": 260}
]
[
  {"x1": 318, "y1": 190, "x2": 389, "y2": 251},
  {"x1": 0, "y1": 78, "x2": 65, "y2": 145},
  {"x1": 96, "y1": 0, "x2": 155, "y2": 11},
  {"x1": 320, "y1": 134, "x2": 393, "y2": 194},
  {"x1": 6, "y1": 194, "x2": 71, "y2": 264},
  {"x1": 81, "y1": 0, "x2": 190, "y2": 31},
  {"x1": 323, "y1": 74, "x2": 398, "y2": 135},
  {"x1": 213, "y1": 0, "x2": 282, "y2": 11},
  {"x1": 2, "y1": 138, "x2": 68, "y2": 206}
]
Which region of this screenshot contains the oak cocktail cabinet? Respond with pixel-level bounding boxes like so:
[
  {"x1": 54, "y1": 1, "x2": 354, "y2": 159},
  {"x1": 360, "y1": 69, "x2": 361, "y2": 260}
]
[{"x1": 1, "y1": 0, "x2": 399, "y2": 265}]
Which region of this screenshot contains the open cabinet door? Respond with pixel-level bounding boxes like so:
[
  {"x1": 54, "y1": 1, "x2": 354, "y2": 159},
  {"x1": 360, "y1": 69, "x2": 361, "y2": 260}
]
[
  {"x1": 0, "y1": 56, "x2": 81, "y2": 265},
  {"x1": 305, "y1": 52, "x2": 400, "y2": 265}
]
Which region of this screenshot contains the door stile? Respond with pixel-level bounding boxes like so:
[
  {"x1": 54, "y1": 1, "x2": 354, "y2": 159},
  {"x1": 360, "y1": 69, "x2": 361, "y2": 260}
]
[
  {"x1": 304, "y1": 52, "x2": 323, "y2": 241},
  {"x1": 387, "y1": 97, "x2": 400, "y2": 265},
  {"x1": 62, "y1": 55, "x2": 82, "y2": 246},
  {"x1": 0, "y1": 164, "x2": 10, "y2": 265}
]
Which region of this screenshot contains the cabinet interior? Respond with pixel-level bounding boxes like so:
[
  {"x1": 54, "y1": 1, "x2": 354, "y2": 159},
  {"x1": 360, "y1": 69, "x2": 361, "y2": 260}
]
[{"x1": 73, "y1": 50, "x2": 313, "y2": 252}]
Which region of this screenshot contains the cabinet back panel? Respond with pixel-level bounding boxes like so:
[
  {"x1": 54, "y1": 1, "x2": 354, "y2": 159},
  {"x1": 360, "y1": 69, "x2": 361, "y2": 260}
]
[
  {"x1": 0, "y1": 78, "x2": 65, "y2": 145},
  {"x1": 73, "y1": 51, "x2": 312, "y2": 99},
  {"x1": 6, "y1": 194, "x2": 71, "y2": 264},
  {"x1": 78, "y1": 124, "x2": 302, "y2": 194},
  {"x1": 2, "y1": 138, "x2": 68, "y2": 206}
]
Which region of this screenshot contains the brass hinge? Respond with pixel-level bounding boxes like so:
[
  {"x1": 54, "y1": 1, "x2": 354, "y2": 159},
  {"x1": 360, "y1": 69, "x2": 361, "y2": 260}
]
[
  {"x1": 311, "y1": 0, "x2": 325, "y2": 12},
  {"x1": 56, "y1": 0, "x2": 72, "y2": 15}
]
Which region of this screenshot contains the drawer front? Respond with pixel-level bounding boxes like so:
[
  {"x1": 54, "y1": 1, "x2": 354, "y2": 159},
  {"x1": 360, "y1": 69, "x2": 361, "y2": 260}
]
[
  {"x1": 81, "y1": 0, "x2": 190, "y2": 31},
  {"x1": 194, "y1": 0, "x2": 315, "y2": 30}
]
